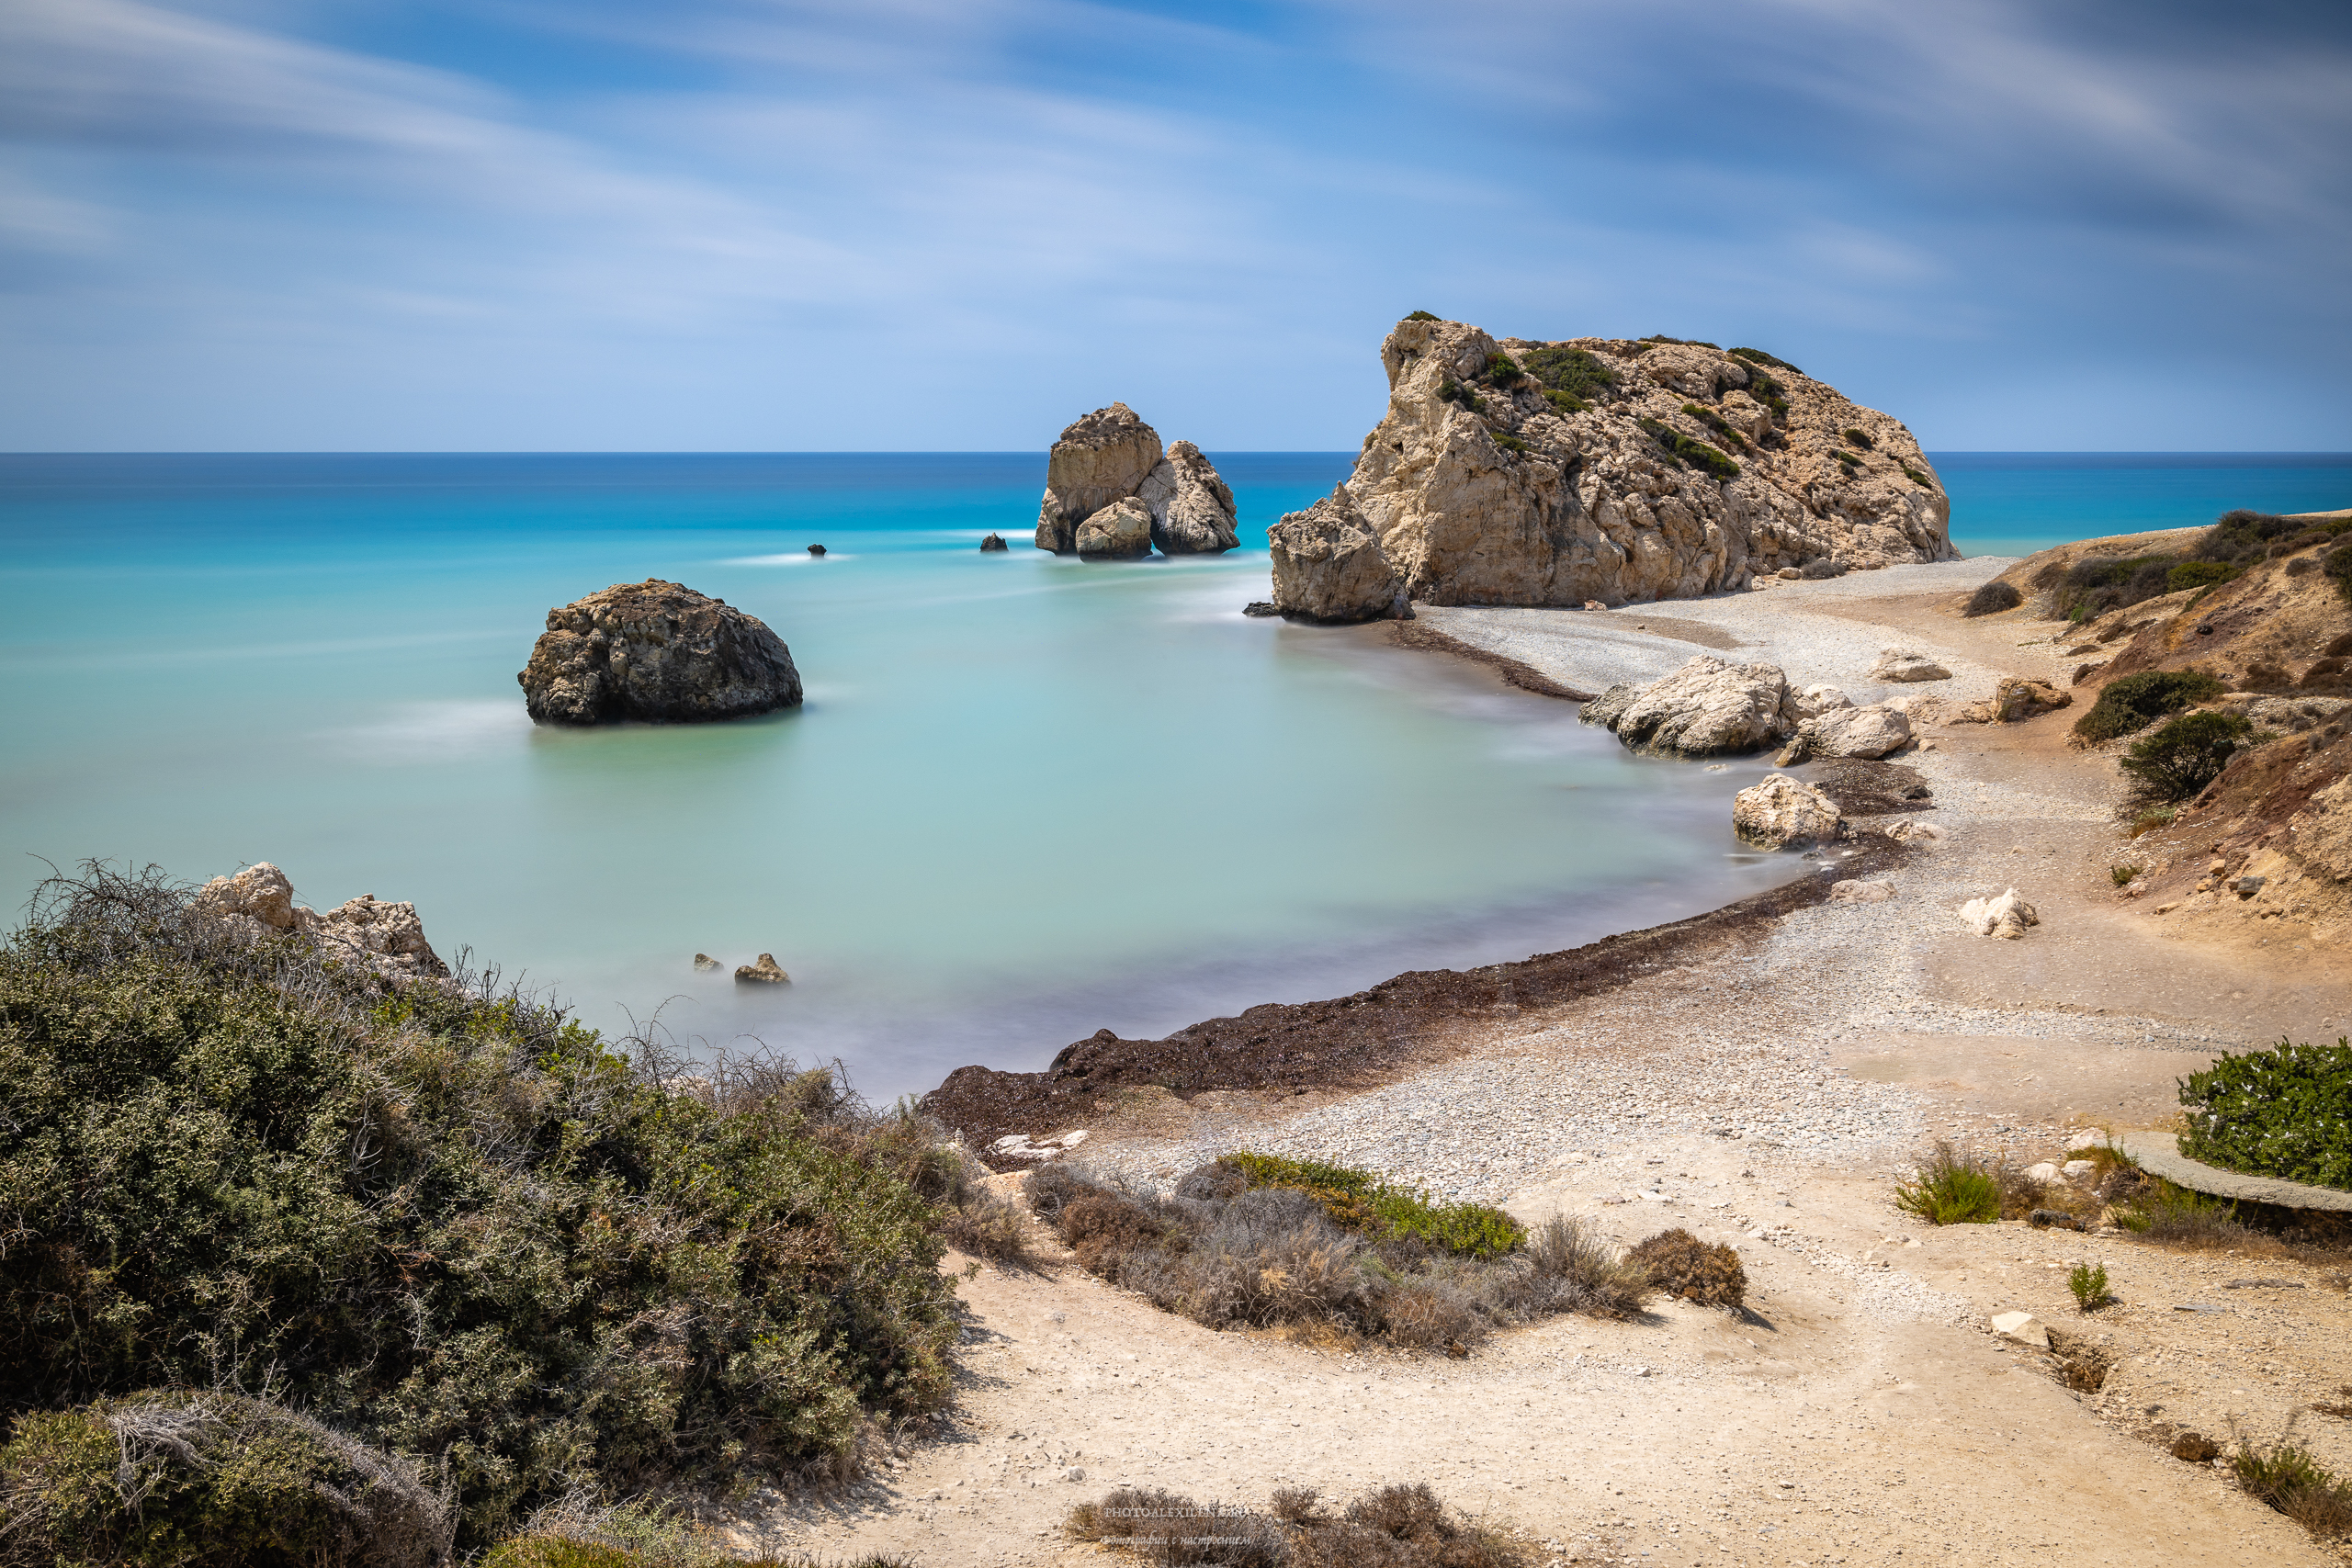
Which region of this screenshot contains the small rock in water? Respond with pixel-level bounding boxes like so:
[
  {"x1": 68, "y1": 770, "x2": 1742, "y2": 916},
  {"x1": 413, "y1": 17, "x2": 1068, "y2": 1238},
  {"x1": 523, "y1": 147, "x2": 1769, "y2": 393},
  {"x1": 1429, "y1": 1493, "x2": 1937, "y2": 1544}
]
[
  {"x1": 808, "y1": 544, "x2": 827, "y2": 557},
  {"x1": 979, "y1": 533, "x2": 1009, "y2": 552},
  {"x1": 735, "y1": 953, "x2": 790, "y2": 984},
  {"x1": 693, "y1": 953, "x2": 722, "y2": 971},
  {"x1": 1243, "y1": 601, "x2": 1280, "y2": 617}
]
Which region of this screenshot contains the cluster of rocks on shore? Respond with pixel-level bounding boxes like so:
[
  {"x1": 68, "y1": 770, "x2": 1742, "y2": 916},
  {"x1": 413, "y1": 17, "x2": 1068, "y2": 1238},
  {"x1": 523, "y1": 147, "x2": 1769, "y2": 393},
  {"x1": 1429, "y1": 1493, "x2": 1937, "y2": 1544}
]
[
  {"x1": 1578, "y1": 653, "x2": 1919, "y2": 762},
  {"x1": 196, "y1": 863, "x2": 447, "y2": 985}
]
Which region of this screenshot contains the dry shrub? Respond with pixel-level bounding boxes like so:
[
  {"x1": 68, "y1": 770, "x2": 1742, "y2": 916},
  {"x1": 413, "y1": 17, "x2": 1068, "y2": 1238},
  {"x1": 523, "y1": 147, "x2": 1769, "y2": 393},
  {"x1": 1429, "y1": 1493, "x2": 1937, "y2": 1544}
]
[
  {"x1": 2230, "y1": 1422, "x2": 2352, "y2": 1541},
  {"x1": 941, "y1": 1189, "x2": 1037, "y2": 1266},
  {"x1": 1626, "y1": 1229, "x2": 1747, "y2": 1308},
  {"x1": 2171, "y1": 1430, "x2": 2222, "y2": 1463},
  {"x1": 1067, "y1": 1483, "x2": 1528, "y2": 1568},
  {"x1": 1027, "y1": 1168, "x2": 1647, "y2": 1353}
]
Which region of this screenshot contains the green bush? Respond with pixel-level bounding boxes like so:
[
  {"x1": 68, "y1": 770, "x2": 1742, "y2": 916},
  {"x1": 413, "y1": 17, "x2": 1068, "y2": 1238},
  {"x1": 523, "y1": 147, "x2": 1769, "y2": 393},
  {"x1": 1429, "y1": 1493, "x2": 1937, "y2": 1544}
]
[
  {"x1": 1404, "y1": 310, "x2": 1441, "y2": 322},
  {"x1": 1436, "y1": 380, "x2": 1486, "y2": 412},
  {"x1": 2118, "y1": 709, "x2": 2253, "y2": 805},
  {"x1": 1218, "y1": 1153, "x2": 1525, "y2": 1259},
  {"x1": 2329, "y1": 541, "x2": 2352, "y2": 604},
  {"x1": 1680, "y1": 402, "x2": 1748, "y2": 451},
  {"x1": 1747, "y1": 373, "x2": 1789, "y2": 419},
  {"x1": 2230, "y1": 1435, "x2": 2352, "y2": 1540},
  {"x1": 1541, "y1": 389, "x2": 1588, "y2": 415},
  {"x1": 0, "y1": 865, "x2": 966, "y2": 1546},
  {"x1": 1894, "y1": 1143, "x2": 2002, "y2": 1224},
  {"x1": 1842, "y1": 427, "x2": 1873, "y2": 449},
  {"x1": 2067, "y1": 1263, "x2": 2112, "y2": 1311},
  {"x1": 1638, "y1": 335, "x2": 1719, "y2": 348},
  {"x1": 1489, "y1": 431, "x2": 1529, "y2": 455},
  {"x1": 1483, "y1": 352, "x2": 1524, "y2": 384},
  {"x1": 1963, "y1": 580, "x2": 2023, "y2": 617},
  {"x1": 1518, "y1": 345, "x2": 1618, "y2": 404},
  {"x1": 0, "y1": 1392, "x2": 452, "y2": 1568},
  {"x1": 2166, "y1": 559, "x2": 2241, "y2": 593},
  {"x1": 2179, "y1": 1037, "x2": 2352, "y2": 1192},
  {"x1": 1902, "y1": 465, "x2": 1937, "y2": 488},
  {"x1": 2071, "y1": 668, "x2": 2226, "y2": 743},
  {"x1": 1728, "y1": 346, "x2": 1801, "y2": 373},
  {"x1": 1635, "y1": 417, "x2": 1739, "y2": 479}
]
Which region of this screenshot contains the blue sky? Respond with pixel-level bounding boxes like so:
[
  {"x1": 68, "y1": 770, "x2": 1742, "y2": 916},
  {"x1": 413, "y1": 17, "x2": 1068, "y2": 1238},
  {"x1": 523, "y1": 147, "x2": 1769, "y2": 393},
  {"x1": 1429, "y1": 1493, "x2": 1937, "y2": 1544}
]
[{"x1": 2, "y1": 0, "x2": 2347, "y2": 451}]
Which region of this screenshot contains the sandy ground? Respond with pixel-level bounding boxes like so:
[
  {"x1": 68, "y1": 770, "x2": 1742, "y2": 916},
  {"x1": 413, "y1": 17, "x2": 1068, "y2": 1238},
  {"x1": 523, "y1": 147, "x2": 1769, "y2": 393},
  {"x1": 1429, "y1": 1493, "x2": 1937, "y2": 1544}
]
[{"x1": 751, "y1": 563, "x2": 2352, "y2": 1568}]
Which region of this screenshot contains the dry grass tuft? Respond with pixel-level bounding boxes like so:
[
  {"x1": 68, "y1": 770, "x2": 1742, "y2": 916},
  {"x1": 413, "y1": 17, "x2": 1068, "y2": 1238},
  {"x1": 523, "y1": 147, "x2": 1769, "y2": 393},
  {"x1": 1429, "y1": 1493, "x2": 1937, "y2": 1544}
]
[
  {"x1": 1626, "y1": 1229, "x2": 1747, "y2": 1308},
  {"x1": 1027, "y1": 1167, "x2": 1647, "y2": 1353},
  {"x1": 1067, "y1": 1482, "x2": 1531, "y2": 1568},
  {"x1": 2229, "y1": 1421, "x2": 2352, "y2": 1540}
]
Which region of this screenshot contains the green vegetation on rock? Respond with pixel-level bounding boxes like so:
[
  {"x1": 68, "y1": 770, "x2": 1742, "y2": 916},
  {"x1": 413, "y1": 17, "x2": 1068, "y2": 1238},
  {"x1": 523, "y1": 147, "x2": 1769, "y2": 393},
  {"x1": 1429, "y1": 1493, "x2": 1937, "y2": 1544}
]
[
  {"x1": 1635, "y1": 416, "x2": 1739, "y2": 479},
  {"x1": 1218, "y1": 1153, "x2": 1525, "y2": 1259},
  {"x1": 2117, "y1": 709, "x2": 2253, "y2": 805},
  {"x1": 2179, "y1": 1037, "x2": 2352, "y2": 1193},
  {"x1": 1728, "y1": 346, "x2": 1801, "y2": 374},
  {"x1": 1519, "y1": 345, "x2": 1618, "y2": 406},
  {"x1": 1404, "y1": 310, "x2": 1441, "y2": 322}
]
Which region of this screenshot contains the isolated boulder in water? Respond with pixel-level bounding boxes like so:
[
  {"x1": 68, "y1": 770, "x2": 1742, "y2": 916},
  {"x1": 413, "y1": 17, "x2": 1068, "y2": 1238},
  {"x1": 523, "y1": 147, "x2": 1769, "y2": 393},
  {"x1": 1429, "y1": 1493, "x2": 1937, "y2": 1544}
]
[
  {"x1": 1035, "y1": 403, "x2": 1165, "y2": 554},
  {"x1": 979, "y1": 533, "x2": 1009, "y2": 552},
  {"x1": 518, "y1": 580, "x2": 801, "y2": 725},
  {"x1": 1138, "y1": 440, "x2": 1239, "y2": 554},
  {"x1": 1267, "y1": 487, "x2": 1402, "y2": 623},
  {"x1": 1870, "y1": 648, "x2": 1951, "y2": 683},
  {"x1": 736, "y1": 953, "x2": 790, "y2": 984},
  {"x1": 1732, "y1": 773, "x2": 1844, "y2": 848},
  {"x1": 1075, "y1": 496, "x2": 1155, "y2": 559},
  {"x1": 1599, "y1": 655, "x2": 1793, "y2": 756}
]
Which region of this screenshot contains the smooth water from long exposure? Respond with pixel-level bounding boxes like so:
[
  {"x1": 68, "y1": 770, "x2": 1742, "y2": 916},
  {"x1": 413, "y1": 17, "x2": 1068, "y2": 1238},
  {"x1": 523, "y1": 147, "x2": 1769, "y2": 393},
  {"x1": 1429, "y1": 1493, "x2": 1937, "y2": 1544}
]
[{"x1": 3, "y1": 451, "x2": 2346, "y2": 1097}]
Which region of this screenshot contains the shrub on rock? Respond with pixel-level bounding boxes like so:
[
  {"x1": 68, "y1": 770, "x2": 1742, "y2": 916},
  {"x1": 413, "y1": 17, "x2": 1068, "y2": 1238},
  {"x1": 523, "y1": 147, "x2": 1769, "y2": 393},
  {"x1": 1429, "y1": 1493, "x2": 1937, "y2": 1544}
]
[
  {"x1": 2072, "y1": 668, "x2": 2226, "y2": 744},
  {"x1": 2119, "y1": 709, "x2": 2254, "y2": 806},
  {"x1": 1627, "y1": 1228, "x2": 1746, "y2": 1308}
]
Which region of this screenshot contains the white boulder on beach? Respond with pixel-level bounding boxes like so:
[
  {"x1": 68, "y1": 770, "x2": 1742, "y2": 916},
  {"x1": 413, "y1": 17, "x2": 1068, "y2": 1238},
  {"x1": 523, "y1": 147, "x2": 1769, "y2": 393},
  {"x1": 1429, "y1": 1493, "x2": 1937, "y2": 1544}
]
[
  {"x1": 1960, "y1": 887, "x2": 2040, "y2": 939},
  {"x1": 1584, "y1": 655, "x2": 1795, "y2": 757},
  {"x1": 1733, "y1": 773, "x2": 1844, "y2": 849}
]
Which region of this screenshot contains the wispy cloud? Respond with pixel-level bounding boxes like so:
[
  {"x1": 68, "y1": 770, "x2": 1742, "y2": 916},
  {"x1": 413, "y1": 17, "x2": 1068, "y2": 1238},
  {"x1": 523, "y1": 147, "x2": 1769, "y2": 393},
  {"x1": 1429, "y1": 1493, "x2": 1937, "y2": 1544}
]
[{"x1": 0, "y1": 0, "x2": 2346, "y2": 448}]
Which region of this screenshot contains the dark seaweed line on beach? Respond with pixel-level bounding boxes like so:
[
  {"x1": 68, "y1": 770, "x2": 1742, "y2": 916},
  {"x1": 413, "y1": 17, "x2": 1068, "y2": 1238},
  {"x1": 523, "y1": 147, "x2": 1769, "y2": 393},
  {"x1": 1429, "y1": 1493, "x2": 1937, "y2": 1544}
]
[
  {"x1": 1385, "y1": 620, "x2": 1597, "y2": 703},
  {"x1": 924, "y1": 833, "x2": 1914, "y2": 1166}
]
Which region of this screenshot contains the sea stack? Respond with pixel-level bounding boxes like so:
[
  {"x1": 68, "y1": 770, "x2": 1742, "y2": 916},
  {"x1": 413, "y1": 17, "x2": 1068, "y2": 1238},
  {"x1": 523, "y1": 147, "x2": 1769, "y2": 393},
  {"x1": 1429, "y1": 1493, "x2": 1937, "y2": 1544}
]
[
  {"x1": 1035, "y1": 404, "x2": 1238, "y2": 558},
  {"x1": 517, "y1": 580, "x2": 802, "y2": 725},
  {"x1": 1266, "y1": 317, "x2": 1953, "y2": 621}
]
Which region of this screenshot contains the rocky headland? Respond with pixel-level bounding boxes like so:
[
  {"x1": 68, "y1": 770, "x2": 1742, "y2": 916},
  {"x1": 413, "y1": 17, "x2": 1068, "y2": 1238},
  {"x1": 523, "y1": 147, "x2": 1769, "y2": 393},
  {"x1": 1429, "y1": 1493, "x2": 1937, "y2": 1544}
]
[
  {"x1": 517, "y1": 579, "x2": 802, "y2": 725},
  {"x1": 1035, "y1": 403, "x2": 1238, "y2": 558},
  {"x1": 1268, "y1": 318, "x2": 1953, "y2": 620}
]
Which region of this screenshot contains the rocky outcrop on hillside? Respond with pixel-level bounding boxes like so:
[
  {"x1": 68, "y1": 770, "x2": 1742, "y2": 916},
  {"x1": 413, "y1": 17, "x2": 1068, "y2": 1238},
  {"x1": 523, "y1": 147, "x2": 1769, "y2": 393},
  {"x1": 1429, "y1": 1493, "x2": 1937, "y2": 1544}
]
[
  {"x1": 197, "y1": 862, "x2": 448, "y2": 984},
  {"x1": 1267, "y1": 318, "x2": 1951, "y2": 620},
  {"x1": 1035, "y1": 405, "x2": 1238, "y2": 558},
  {"x1": 518, "y1": 580, "x2": 801, "y2": 725}
]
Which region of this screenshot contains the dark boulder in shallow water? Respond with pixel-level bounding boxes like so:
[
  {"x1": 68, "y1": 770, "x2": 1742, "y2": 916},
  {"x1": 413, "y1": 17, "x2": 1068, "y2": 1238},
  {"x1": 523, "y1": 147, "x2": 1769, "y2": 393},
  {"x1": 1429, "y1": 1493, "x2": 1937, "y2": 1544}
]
[
  {"x1": 808, "y1": 544, "x2": 826, "y2": 556},
  {"x1": 979, "y1": 533, "x2": 1009, "y2": 552},
  {"x1": 735, "y1": 953, "x2": 790, "y2": 984},
  {"x1": 518, "y1": 580, "x2": 801, "y2": 725}
]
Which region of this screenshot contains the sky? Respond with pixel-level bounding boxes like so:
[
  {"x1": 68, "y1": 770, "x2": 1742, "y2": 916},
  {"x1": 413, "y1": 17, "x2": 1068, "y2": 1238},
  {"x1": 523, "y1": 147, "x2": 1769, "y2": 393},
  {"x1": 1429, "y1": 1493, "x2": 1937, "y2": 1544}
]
[{"x1": 2, "y1": 0, "x2": 2348, "y2": 452}]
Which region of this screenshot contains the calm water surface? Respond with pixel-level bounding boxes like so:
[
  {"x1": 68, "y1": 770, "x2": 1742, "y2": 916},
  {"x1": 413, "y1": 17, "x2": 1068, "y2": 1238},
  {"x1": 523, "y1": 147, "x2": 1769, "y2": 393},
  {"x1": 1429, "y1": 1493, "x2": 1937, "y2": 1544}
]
[{"x1": 3, "y1": 451, "x2": 2344, "y2": 1096}]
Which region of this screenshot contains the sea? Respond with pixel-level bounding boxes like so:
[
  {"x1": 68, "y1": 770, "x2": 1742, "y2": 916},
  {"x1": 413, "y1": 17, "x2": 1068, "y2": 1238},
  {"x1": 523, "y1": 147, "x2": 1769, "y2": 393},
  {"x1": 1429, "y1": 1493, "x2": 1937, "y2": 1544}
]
[{"x1": 3, "y1": 452, "x2": 2346, "y2": 1099}]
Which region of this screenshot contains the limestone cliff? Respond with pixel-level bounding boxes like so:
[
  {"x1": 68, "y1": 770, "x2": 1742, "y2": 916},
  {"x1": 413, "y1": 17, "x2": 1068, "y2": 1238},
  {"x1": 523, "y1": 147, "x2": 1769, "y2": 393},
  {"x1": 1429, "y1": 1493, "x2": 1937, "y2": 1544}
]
[
  {"x1": 1036, "y1": 405, "x2": 1238, "y2": 558},
  {"x1": 1271, "y1": 319, "x2": 1952, "y2": 619}
]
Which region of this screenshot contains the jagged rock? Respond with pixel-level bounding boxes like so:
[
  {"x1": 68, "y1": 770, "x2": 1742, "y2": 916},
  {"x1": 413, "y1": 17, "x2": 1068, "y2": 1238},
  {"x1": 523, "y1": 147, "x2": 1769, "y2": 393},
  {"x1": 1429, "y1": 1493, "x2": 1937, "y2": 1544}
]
[
  {"x1": 1871, "y1": 649, "x2": 1952, "y2": 683},
  {"x1": 1242, "y1": 601, "x2": 1280, "y2": 617},
  {"x1": 807, "y1": 544, "x2": 826, "y2": 557},
  {"x1": 1802, "y1": 704, "x2": 1913, "y2": 760},
  {"x1": 196, "y1": 863, "x2": 297, "y2": 930},
  {"x1": 1036, "y1": 403, "x2": 1162, "y2": 553},
  {"x1": 1597, "y1": 655, "x2": 1794, "y2": 756},
  {"x1": 197, "y1": 863, "x2": 448, "y2": 983},
  {"x1": 1075, "y1": 497, "x2": 1154, "y2": 559},
  {"x1": 1829, "y1": 879, "x2": 1895, "y2": 903},
  {"x1": 518, "y1": 580, "x2": 801, "y2": 725},
  {"x1": 1035, "y1": 407, "x2": 1238, "y2": 558},
  {"x1": 1310, "y1": 317, "x2": 1950, "y2": 610},
  {"x1": 1137, "y1": 440, "x2": 1238, "y2": 554},
  {"x1": 1960, "y1": 887, "x2": 2040, "y2": 939},
  {"x1": 1267, "y1": 487, "x2": 1403, "y2": 623},
  {"x1": 1956, "y1": 677, "x2": 2073, "y2": 724},
  {"x1": 735, "y1": 953, "x2": 790, "y2": 984},
  {"x1": 1789, "y1": 683, "x2": 1853, "y2": 719},
  {"x1": 1733, "y1": 773, "x2": 1844, "y2": 848},
  {"x1": 694, "y1": 953, "x2": 721, "y2": 971},
  {"x1": 979, "y1": 533, "x2": 1009, "y2": 552}
]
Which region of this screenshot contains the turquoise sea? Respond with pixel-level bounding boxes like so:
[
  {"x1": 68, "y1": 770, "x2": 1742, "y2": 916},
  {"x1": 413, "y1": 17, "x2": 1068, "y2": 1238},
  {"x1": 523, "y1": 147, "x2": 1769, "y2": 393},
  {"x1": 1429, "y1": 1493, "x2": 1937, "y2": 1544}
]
[{"x1": 2, "y1": 452, "x2": 2346, "y2": 1098}]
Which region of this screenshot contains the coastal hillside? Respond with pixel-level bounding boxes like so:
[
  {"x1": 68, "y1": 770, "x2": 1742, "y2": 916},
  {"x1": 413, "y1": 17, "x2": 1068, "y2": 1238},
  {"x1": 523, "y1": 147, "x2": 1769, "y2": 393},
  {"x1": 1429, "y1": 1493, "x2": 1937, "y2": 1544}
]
[{"x1": 1270, "y1": 317, "x2": 1953, "y2": 617}]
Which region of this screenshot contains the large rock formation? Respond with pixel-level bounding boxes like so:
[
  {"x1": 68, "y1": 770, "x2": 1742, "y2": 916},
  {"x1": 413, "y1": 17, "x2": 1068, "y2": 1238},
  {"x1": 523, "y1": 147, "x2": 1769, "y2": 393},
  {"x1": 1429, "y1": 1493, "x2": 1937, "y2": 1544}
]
[
  {"x1": 518, "y1": 580, "x2": 801, "y2": 725},
  {"x1": 1266, "y1": 488, "x2": 1403, "y2": 623},
  {"x1": 1267, "y1": 318, "x2": 1952, "y2": 619},
  {"x1": 1035, "y1": 405, "x2": 1238, "y2": 557},
  {"x1": 196, "y1": 862, "x2": 449, "y2": 985},
  {"x1": 1583, "y1": 655, "x2": 1795, "y2": 757}
]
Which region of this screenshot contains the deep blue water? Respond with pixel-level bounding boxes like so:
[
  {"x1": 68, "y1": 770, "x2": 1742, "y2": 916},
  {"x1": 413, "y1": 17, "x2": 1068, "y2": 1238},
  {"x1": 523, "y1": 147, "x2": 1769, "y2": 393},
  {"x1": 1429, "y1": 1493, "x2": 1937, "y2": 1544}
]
[{"x1": 2, "y1": 450, "x2": 2344, "y2": 1098}]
